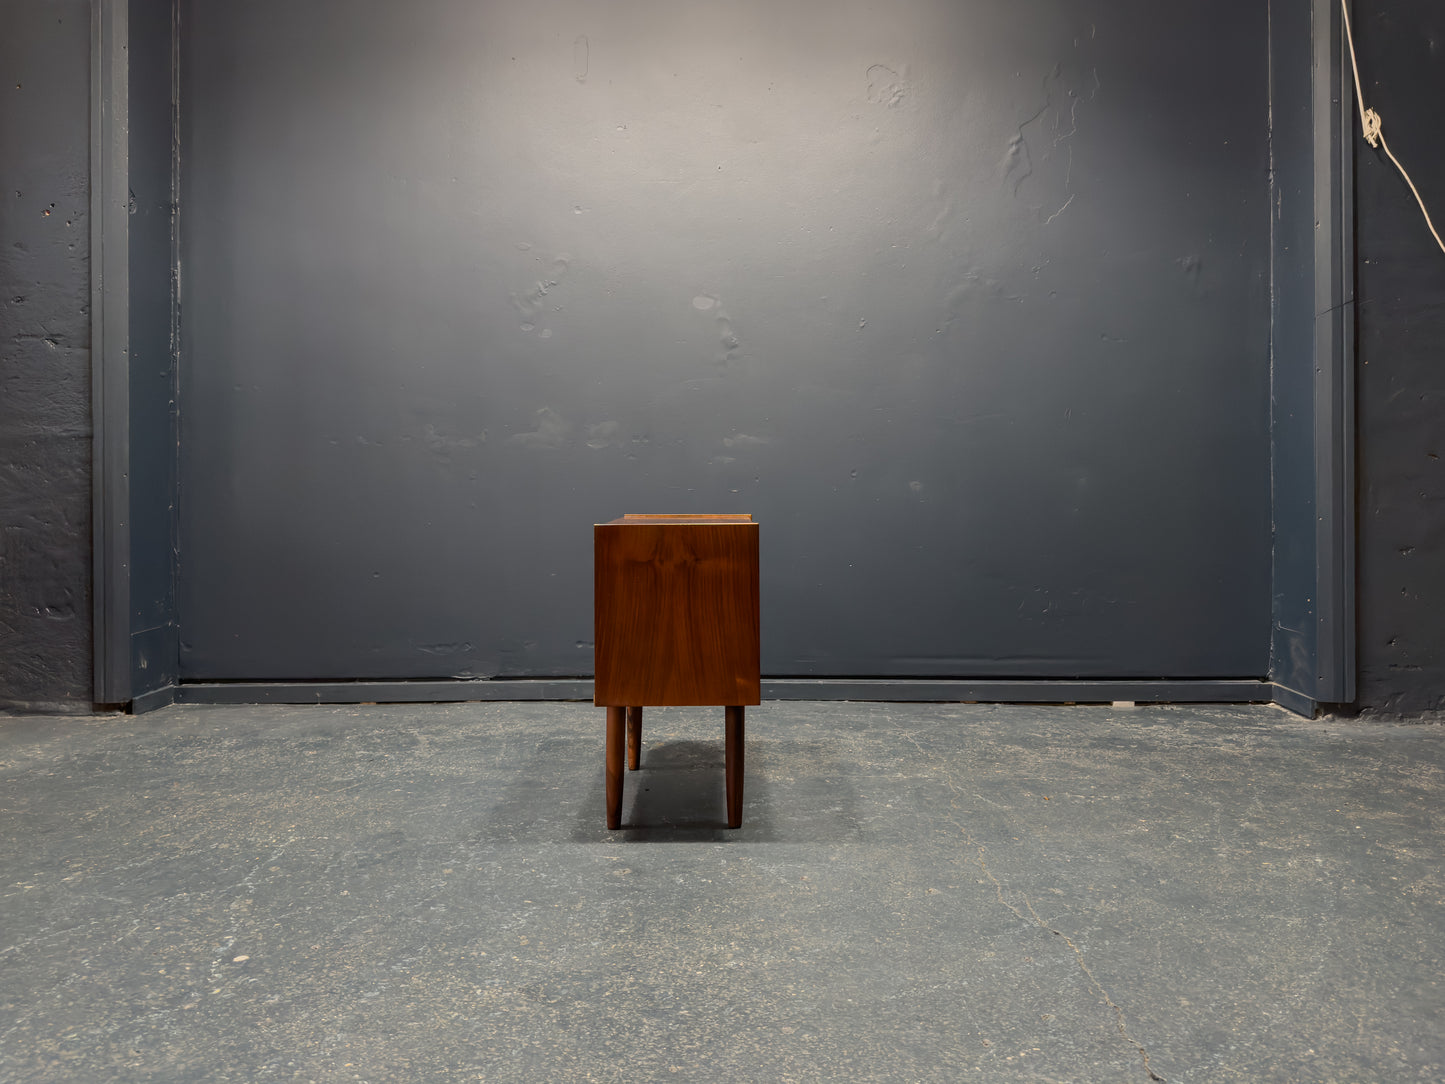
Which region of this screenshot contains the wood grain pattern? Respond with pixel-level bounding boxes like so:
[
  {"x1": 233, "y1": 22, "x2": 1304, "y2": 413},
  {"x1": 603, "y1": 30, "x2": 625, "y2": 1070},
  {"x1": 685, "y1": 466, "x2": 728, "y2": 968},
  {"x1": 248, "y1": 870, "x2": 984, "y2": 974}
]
[
  {"x1": 594, "y1": 519, "x2": 760, "y2": 707},
  {"x1": 725, "y1": 705, "x2": 745, "y2": 829},
  {"x1": 605, "y1": 705, "x2": 625, "y2": 829},
  {"x1": 626, "y1": 706, "x2": 642, "y2": 770}
]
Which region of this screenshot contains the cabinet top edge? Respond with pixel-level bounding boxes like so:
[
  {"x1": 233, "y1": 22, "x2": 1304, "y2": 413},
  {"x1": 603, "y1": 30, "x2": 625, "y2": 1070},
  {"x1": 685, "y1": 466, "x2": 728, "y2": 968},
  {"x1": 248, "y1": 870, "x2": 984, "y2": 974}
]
[{"x1": 598, "y1": 514, "x2": 753, "y2": 525}]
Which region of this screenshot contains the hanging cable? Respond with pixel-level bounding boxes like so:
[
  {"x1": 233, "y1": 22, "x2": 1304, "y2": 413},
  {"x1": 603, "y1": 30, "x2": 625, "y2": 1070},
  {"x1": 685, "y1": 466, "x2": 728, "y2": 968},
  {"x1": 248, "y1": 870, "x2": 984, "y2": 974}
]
[{"x1": 1341, "y1": 0, "x2": 1445, "y2": 255}]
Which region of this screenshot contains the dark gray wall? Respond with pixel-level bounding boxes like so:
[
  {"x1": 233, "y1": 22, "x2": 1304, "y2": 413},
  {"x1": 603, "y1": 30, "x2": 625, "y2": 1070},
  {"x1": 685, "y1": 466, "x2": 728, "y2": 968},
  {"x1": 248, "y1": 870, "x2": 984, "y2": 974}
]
[
  {"x1": 179, "y1": 0, "x2": 1272, "y2": 683},
  {"x1": 1353, "y1": 0, "x2": 1445, "y2": 713},
  {"x1": 5, "y1": 1, "x2": 1440, "y2": 712},
  {"x1": 0, "y1": 0, "x2": 93, "y2": 711}
]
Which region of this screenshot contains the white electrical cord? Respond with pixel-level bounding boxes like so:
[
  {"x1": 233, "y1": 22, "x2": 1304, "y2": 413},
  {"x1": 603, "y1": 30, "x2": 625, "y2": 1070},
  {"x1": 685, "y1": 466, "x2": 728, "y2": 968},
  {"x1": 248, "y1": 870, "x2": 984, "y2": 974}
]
[{"x1": 1341, "y1": 0, "x2": 1445, "y2": 255}]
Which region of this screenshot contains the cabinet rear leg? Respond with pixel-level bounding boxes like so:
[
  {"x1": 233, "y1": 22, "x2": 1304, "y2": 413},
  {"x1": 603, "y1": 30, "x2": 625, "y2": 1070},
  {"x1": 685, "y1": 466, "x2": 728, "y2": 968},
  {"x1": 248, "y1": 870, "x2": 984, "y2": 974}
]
[{"x1": 725, "y1": 706, "x2": 745, "y2": 829}]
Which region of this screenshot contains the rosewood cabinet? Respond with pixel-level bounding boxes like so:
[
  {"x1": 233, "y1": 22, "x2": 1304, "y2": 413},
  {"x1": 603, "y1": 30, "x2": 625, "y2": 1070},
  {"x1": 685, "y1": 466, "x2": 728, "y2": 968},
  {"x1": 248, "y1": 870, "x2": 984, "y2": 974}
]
[{"x1": 594, "y1": 514, "x2": 760, "y2": 828}]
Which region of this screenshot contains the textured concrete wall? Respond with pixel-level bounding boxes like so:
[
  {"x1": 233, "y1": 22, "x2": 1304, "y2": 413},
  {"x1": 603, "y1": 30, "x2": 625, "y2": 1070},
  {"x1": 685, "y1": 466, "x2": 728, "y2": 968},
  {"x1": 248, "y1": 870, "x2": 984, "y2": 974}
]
[
  {"x1": 1353, "y1": 0, "x2": 1445, "y2": 712},
  {"x1": 0, "y1": 0, "x2": 93, "y2": 711}
]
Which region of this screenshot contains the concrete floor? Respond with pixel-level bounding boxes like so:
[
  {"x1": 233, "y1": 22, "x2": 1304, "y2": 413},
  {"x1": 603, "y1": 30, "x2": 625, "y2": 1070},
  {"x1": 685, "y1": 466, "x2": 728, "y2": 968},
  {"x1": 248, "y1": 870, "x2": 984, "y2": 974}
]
[{"x1": 0, "y1": 701, "x2": 1441, "y2": 1083}]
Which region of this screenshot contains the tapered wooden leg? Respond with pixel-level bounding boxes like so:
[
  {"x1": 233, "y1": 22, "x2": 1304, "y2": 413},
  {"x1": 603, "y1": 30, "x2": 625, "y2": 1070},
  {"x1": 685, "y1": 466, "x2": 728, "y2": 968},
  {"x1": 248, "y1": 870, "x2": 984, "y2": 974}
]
[
  {"x1": 725, "y1": 706, "x2": 745, "y2": 829},
  {"x1": 626, "y1": 706, "x2": 643, "y2": 770},
  {"x1": 605, "y1": 706, "x2": 625, "y2": 829}
]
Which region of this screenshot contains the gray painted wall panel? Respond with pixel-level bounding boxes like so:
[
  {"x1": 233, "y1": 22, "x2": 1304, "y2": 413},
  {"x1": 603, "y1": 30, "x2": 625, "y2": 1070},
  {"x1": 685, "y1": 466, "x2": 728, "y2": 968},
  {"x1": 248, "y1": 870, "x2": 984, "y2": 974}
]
[{"x1": 178, "y1": 0, "x2": 1273, "y2": 682}]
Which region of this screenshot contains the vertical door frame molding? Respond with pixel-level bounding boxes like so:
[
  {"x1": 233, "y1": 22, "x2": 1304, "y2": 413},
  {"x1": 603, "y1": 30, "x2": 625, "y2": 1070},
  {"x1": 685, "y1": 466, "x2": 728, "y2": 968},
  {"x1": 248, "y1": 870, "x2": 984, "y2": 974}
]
[
  {"x1": 1267, "y1": 0, "x2": 1356, "y2": 716},
  {"x1": 92, "y1": 0, "x2": 181, "y2": 711},
  {"x1": 1310, "y1": 0, "x2": 1356, "y2": 706},
  {"x1": 91, "y1": 0, "x2": 132, "y2": 704}
]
